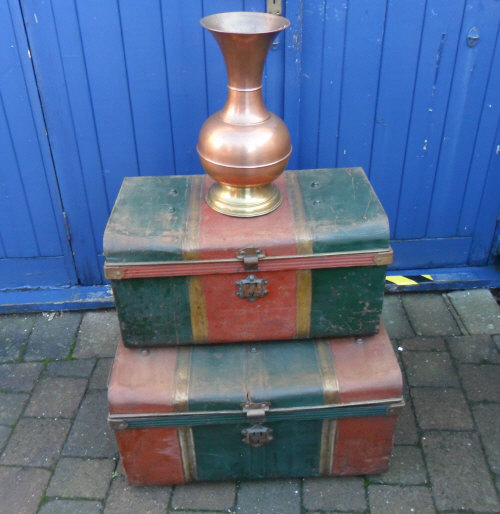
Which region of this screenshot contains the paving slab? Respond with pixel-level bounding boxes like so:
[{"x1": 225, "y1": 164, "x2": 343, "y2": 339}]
[
  {"x1": 24, "y1": 311, "x2": 82, "y2": 361},
  {"x1": 447, "y1": 335, "x2": 500, "y2": 363},
  {"x1": 45, "y1": 358, "x2": 96, "y2": 378},
  {"x1": 473, "y1": 403, "x2": 500, "y2": 474},
  {"x1": 0, "y1": 362, "x2": 43, "y2": 392},
  {"x1": 236, "y1": 479, "x2": 299, "y2": 514},
  {"x1": 0, "y1": 314, "x2": 36, "y2": 362},
  {"x1": 89, "y1": 358, "x2": 113, "y2": 389},
  {"x1": 47, "y1": 457, "x2": 114, "y2": 499},
  {"x1": 398, "y1": 336, "x2": 446, "y2": 352},
  {"x1": 63, "y1": 390, "x2": 118, "y2": 458},
  {"x1": 0, "y1": 392, "x2": 29, "y2": 424},
  {"x1": 73, "y1": 310, "x2": 119, "y2": 359},
  {"x1": 104, "y1": 472, "x2": 171, "y2": 514},
  {"x1": 411, "y1": 388, "x2": 474, "y2": 430},
  {"x1": 25, "y1": 376, "x2": 87, "y2": 418},
  {"x1": 369, "y1": 446, "x2": 427, "y2": 485},
  {"x1": 0, "y1": 466, "x2": 51, "y2": 514},
  {"x1": 1, "y1": 417, "x2": 71, "y2": 467},
  {"x1": 422, "y1": 431, "x2": 499, "y2": 512},
  {"x1": 447, "y1": 289, "x2": 500, "y2": 335},
  {"x1": 394, "y1": 400, "x2": 419, "y2": 445},
  {"x1": 402, "y1": 351, "x2": 459, "y2": 387},
  {"x1": 368, "y1": 485, "x2": 435, "y2": 514},
  {"x1": 459, "y1": 364, "x2": 500, "y2": 402},
  {"x1": 382, "y1": 295, "x2": 415, "y2": 338},
  {"x1": 39, "y1": 499, "x2": 103, "y2": 514},
  {"x1": 172, "y1": 481, "x2": 236, "y2": 511},
  {"x1": 302, "y1": 477, "x2": 366, "y2": 512},
  {"x1": 0, "y1": 425, "x2": 11, "y2": 450},
  {"x1": 402, "y1": 293, "x2": 461, "y2": 336}
]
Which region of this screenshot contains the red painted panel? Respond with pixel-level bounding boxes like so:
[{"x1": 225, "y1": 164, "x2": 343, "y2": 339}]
[
  {"x1": 116, "y1": 427, "x2": 184, "y2": 485},
  {"x1": 108, "y1": 340, "x2": 178, "y2": 414},
  {"x1": 330, "y1": 323, "x2": 402, "y2": 403},
  {"x1": 332, "y1": 417, "x2": 397, "y2": 475},
  {"x1": 198, "y1": 175, "x2": 299, "y2": 342}
]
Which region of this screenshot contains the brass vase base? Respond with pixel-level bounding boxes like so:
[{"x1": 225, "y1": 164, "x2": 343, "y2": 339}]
[{"x1": 206, "y1": 183, "x2": 282, "y2": 217}]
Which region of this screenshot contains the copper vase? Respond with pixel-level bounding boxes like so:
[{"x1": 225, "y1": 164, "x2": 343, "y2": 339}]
[{"x1": 197, "y1": 12, "x2": 292, "y2": 217}]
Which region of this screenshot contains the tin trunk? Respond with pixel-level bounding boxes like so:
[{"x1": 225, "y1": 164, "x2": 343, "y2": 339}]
[
  {"x1": 103, "y1": 168, "x2": 391, "y2": 347},
  {"x1": 108, "y1": 323, "x2": 403, "y2": 485}
]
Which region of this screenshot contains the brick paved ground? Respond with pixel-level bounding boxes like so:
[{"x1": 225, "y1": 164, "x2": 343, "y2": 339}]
[{"x1": 0, "y1": 289, "x2": 499, "y2": 513}]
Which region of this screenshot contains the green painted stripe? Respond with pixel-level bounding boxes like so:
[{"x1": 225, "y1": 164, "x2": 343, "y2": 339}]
[
  {"x1": 188, "y1": 341, "x2": 327, "y2": 481},
  {"x1": 310, "y1": 267, "x2": 385, "y2": 338},
  {"x1": 104, "y1": 176, "x2": 190, "y2": 262},
  {"x1": 112, "y1": 276, "x2": 193, "y2": 346},
  {"x1": 295, "y1": 168, "x2": 389, "y2": 254},
  {"x1": 115, "y1": 403, "x2": 394, "y2": 429}
]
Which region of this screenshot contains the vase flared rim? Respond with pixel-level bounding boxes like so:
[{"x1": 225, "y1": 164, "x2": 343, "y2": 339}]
[{"x1": 200, "y1": 11, "x2": 290, "y2": 35}]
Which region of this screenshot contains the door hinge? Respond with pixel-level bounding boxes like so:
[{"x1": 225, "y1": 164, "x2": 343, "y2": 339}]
[
  {"x1": 267, "y1": 0, "x2": 282, "y2": 15},
  {"x1": 62, "y1": 211, "x2": 71, "y2": 242}
]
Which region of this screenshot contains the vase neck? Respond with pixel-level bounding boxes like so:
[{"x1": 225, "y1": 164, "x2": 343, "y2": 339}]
[
  {"x1": 211, "y1": 32, "x2": 277, "y2": 90},
  {"x1": 219, "y1": 88, "x2": 269, "y2": 124}
]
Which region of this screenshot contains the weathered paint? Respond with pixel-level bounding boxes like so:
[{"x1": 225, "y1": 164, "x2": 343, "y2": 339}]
[
  {"x1": 104, "y1": 168, "x2": 390, "y2": 347},
  {"x1": 108, "y1": 322, "x2": 403, "y2": 484}
]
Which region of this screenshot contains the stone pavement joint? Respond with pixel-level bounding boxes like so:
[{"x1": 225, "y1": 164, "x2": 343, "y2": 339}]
[{"x1": 0, "y1": 289, "x2": 498, "y2": 513}]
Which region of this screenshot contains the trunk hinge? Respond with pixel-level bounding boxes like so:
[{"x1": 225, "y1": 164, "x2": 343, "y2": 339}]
[
  {"x1": 237, "y1": 248, "x2": 266, "y2": 271},
  {"x1": 241, "y1": 401, "x2": 270, "y2": 420}
]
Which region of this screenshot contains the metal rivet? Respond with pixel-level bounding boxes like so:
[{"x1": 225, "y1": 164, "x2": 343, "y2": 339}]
[
  {"x1": 310, "y1": 181, "x2": 320, "y2": 188},
  {"x1": 167, "y1": 206, "x2": 176, "y2": 213}
]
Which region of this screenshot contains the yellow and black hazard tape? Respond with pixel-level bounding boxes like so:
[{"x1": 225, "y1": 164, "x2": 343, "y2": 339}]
[{"x1": 385, "y1": 275, "x2": 434, "y2": 286}]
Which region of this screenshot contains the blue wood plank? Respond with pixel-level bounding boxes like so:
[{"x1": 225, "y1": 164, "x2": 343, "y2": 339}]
[
  {"x1": 75, "y1": 0, "x2": 140, "y2": 203},
  {"x1": 336, "y1": 0, "x2": 387, "y2": 173},
  {"x1": 117, "y1": 0, "x2": 176, "y2": 177},
  {"x1": 316, "y1": 0, "x2": 348, "y2": 169},
  {"x1": 427, "y1": 0, "x2": 500, "y2": 238},
  {"x1": 0, "y1": 285, "x2": 114, "y2": 312},
  {"x1": 161, "y1": 1, "x2": 207, "y2": 173},
  {"x1": 0, "y1": 257, "x2": 71, "y2": 289},
  {"x1": 1, "y1": 0, "x2": 62, "y2": 257},
  {"x1": 395, "y1": 0, "x2": 466, "y2": 239},
  {"x1": 0, "y1": 93, "x2": 39, "y2": 257},
  {"x1": 50, "y1": 0, "x2": 112, "y2": 282},
  {"x1": 468, "y1": 115, "x2": 500, "y2": 265},
  {"x1": 298, "y1": 0, "x2": 326, "y2": 167},
  {"x1": 21, "y1": 0, "x2": 102, "y2": 284},
  {"x1": 369, "y1": 0, "x2": 427, "y2": 234},
  {"x1": 0, "y1": 234, "x2": 6, "y2": 259},
  {"x1": 283, "y1": 0, "x2": 303, "y2": 169},
  {"x1": 460, "y1": 22, "x2": 500, "y2": 264},
  {"x1": 390, "y1": 237, "x2": 472, "y2": 269}
]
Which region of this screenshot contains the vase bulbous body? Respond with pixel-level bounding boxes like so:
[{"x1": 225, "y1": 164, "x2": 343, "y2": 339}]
[{"x1": 197, "y1": 12, "x2": 292, "y2": 217}]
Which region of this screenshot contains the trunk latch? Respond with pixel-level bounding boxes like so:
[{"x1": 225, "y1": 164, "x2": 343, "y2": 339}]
[
  {"x1": 237, "y1": 248, "x2": 265, "y2": 271},
  {"x1": 242, "y1": 424, "x2": 274, "y2": 448},
  {"x1": 241, "y1": 401, "x2": 273, "y2": 448}
]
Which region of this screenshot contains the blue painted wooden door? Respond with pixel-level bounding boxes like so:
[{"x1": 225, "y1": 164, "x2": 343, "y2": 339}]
[
  {"x1": 14, "y1": 0, "x2": 500, "y2": 288},
  {"x1": 0, "y1": 0, "x2": 76, "y2": 289}
]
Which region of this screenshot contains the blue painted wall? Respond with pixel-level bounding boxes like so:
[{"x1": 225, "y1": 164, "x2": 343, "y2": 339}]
[{"x1": 1, "y1": 0, "x2": 499, "y2": 292}]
